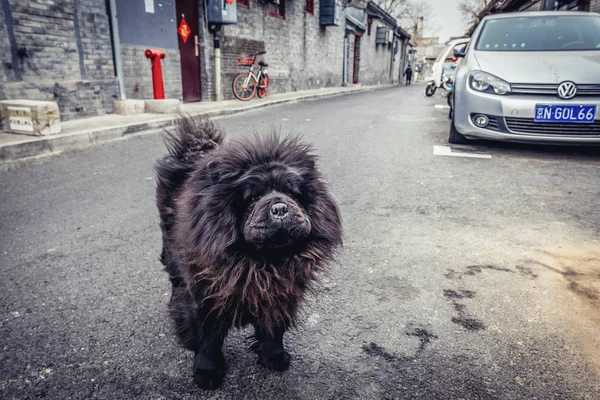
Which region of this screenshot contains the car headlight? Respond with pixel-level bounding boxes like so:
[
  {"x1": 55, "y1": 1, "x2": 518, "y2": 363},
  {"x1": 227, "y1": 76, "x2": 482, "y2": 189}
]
[{"x1": 470, "y1": 71, "x2": 511, "y2": 95}]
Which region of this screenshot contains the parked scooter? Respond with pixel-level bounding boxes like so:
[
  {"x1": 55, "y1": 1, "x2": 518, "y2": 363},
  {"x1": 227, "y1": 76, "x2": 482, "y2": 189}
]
[
  {"x1": 425, "y1": 66, "x2": 455, "y2": 97},
  {"x1": 424, "y1": 37, "x2": 469, "y2": 97}
]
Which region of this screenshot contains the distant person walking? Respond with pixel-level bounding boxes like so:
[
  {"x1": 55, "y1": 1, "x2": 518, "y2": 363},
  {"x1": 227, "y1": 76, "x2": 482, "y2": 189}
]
[{"x1": 403, "y1": 65, "x2": 413, "y2": 85}]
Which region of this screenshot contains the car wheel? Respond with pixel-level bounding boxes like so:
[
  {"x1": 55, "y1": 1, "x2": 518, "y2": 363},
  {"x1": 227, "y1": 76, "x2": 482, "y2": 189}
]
[{"x1": 449, "y1": 115, "x2": 469, "y2": 144}]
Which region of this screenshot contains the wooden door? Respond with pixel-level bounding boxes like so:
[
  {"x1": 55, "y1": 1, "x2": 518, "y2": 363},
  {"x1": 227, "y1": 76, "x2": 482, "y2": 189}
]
[
  {"x1": 175, "y1": 0, "x2": 201, "y2": 102},
  {"x1": 353, "y1": 34, "x2": 361, "y2": 84}
]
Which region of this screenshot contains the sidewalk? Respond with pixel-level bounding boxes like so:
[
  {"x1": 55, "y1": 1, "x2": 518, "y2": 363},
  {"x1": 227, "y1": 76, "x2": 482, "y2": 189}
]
[{"x1": 0, "y1": 84, "x2": 392, "y2": 170}]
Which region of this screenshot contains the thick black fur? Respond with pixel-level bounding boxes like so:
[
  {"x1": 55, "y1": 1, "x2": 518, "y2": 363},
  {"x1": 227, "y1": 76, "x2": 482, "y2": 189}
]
[{"x1": 155, "y1": 117, "x2": 342, "y2": 390}]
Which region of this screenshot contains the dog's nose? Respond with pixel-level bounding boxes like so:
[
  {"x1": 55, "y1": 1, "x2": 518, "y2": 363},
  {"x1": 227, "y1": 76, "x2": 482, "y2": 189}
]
[{"x1": 270, "y1": 203, "x2": 288, "y2": 219}]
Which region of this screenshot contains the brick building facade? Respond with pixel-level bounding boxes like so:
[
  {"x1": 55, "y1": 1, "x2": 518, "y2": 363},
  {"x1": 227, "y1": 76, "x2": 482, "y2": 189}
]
[
  {"x1": 0, "y1": 0, "x2": 119, "y2": 122},
  {"x1": 1, "y1": 1, "x2": 410, "y2": 123},
  {"x1": 361, "y1": 3, "x2": 405, "y2": 86},
  {"x1": 114, "y1": 0, "x2": 183, "y2": 101},
  {"x1": 214, "y1": 0, "x2": 346, "y2": 101}
]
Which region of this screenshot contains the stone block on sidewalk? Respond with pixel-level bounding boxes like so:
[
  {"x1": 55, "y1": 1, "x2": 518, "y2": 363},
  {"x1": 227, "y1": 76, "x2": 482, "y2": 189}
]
[
  {"x1": 114, "y1": 99, "x2": 146, "y2": 115},
  {"x1": 145, "y1": 99, "x2": 180, "y2": 114},
  {"x1": 0, "y1": 100, "x2": 61, "y2": 136}
]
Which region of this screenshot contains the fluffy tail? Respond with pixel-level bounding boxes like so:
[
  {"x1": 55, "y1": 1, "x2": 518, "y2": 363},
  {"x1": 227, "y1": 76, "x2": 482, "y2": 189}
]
[
  {"x1": 156, "y1": 117, "x2": 224, "y2": 283},
  {"x1": 163, "y1": 116, "x2": 225, "y2": 167}
]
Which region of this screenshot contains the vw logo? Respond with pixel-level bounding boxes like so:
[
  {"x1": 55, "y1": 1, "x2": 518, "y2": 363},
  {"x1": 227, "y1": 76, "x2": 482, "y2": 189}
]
[{"x1": 557, "y1": 81, "x2": 577, "y2": 99}]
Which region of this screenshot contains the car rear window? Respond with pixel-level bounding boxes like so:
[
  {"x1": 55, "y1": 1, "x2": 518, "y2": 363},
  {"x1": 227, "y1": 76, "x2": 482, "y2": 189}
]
[{"x1": 476, "y1": 15, "x2": 600, "y2": 51}]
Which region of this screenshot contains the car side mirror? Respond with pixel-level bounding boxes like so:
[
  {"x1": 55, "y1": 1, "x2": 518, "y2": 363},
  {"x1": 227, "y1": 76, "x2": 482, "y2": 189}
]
[{"x1": 454, "y1": 44, "x2": 467, "y2": 58}]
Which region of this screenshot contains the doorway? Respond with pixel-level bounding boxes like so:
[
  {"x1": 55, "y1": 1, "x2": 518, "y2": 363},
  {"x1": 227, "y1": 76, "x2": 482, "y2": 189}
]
[
  {"x1": 353, "y1": 34, "x2": 361, "y2": 84},
  {"x1": 175, "y1": 0, "x2": 201, "y2": 102}
]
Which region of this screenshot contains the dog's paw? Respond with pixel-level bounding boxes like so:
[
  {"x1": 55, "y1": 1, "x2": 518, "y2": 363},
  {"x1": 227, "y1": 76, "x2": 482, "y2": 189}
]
[
  {"x1": 193, "y1": 353, "x2": 225, "y2": 390},
  {"x1": 194, "y1": 369, "x2": 224, "y2": 390},
  {"x1": 258, "y1": 349, "x2": 291, "y2": 372}
]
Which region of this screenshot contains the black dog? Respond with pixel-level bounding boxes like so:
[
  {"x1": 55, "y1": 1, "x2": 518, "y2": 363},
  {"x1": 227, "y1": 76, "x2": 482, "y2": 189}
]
[{"x1": 155, "y1": 117, "x2": 342, "y2": 389}]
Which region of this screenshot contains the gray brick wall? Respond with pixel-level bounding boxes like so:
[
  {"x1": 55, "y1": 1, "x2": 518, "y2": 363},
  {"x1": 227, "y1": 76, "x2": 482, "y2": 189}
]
[
  {"x1": 7, "y1": 0, "x2": 81, "y2": 81},
  {"x1": 0, "y1": 3, "x2": 17, "y2": 90},
  {"x1": 120, "y1": 44, "x2": 183, "y2": 101},
  {"x1": 76, "y1": 0, "x2": 116, "y2": 80},
  {"x1": 0, "y1": 0, "x2": 119, "y2": 122},
  {"x1": 359, "y1": 20, "x2": 395, "y2": 86},
  {"x1": 199, "y1": 1, "x2": 398, "y2": 101}
]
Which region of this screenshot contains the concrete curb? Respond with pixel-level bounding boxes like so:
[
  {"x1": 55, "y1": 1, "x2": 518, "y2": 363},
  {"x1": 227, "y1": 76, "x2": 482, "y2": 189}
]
[{"x1": 0, "y1": 84, "x2": 393, "y2": 170}]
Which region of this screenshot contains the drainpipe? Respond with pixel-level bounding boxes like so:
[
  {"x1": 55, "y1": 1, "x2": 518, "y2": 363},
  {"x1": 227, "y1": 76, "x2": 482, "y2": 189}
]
[{"x1": 108, "y1": 0, "x2": 126, "y2": 100}]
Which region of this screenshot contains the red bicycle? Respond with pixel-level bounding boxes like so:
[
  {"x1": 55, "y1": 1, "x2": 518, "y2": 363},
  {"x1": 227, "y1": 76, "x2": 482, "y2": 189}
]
[{"x1": 232, "y1": 51, "x2": 269, "y2": 101}]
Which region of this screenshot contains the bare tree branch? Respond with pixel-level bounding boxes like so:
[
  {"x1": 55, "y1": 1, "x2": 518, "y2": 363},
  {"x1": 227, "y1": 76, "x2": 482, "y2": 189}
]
[
  {"x1": 459, "y1": 0, "x2": 489, "y2": 23},
  {"x1": 375, "y1": 0, "x2": 437, "y2": 37},
  {"x1": 377, "y1": 0, "x2": 408, "y2": 15}
]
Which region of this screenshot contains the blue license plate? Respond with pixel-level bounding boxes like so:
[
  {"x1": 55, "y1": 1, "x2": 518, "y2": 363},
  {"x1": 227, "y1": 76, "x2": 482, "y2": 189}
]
[{"x1": 534, "y1": 104, "x2": 596, "y2": 123}]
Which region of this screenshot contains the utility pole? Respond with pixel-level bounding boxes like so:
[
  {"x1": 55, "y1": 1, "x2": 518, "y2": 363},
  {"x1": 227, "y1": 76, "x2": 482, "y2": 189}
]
[{"x1": 209, "y1": 24, "x2": 222, "y2": 102}]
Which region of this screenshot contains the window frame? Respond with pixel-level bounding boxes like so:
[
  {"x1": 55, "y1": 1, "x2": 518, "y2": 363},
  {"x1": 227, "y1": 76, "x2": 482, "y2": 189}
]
[
  {"x1": 269, "y1": 0, "x2": 285, "y2": 19},
  {"x1": 305, "y1": 0, "x2": 314, "y2": 15}
]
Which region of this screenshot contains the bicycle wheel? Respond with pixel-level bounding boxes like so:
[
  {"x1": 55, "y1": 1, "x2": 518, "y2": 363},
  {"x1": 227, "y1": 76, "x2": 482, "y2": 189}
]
[
  {"x1": 233, "y1": 73, "x2": 256, "y2": 101},
  {"x1": 257, "y1": 74, "x2": 269, "y2": 99}
]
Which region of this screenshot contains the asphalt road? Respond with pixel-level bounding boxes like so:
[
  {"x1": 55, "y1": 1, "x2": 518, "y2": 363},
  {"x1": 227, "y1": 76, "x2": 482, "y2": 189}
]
[{"x1": 1, "y1": 85, "x2": 600, "y2": 399}]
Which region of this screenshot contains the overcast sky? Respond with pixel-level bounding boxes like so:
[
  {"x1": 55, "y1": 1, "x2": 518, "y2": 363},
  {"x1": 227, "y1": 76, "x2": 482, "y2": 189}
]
[{"x1": 422, "y1": 0, "x2": 469, "y2": 42}]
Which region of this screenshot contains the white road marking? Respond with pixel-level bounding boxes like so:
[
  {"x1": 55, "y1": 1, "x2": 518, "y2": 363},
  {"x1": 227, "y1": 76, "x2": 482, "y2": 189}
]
[
  {"x1": 435, "y1": 104, "x2": 450, "y2": 109},
  {"x1": 433, "y1": 145, "x2": 492, "y2": 159},
  {"x1": 282, "y1": 118, "x2": 290, "y2": 121}
]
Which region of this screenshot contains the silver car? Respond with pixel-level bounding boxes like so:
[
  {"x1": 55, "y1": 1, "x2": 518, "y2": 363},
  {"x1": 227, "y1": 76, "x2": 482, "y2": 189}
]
[{"x1": 451, "y1": 11, "x2": 600, "y2": 145}]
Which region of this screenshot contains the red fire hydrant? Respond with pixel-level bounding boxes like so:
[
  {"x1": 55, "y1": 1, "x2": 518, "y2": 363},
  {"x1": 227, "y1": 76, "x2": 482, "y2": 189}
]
[{"x1": 145, "y1": 49, "x2": 166, "y2": 100}]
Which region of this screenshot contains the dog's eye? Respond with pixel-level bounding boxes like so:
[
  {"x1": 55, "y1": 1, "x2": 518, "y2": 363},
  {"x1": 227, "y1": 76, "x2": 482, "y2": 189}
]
[{"x1": 286, "y1": 187, "x2": 301, "y2": 198}]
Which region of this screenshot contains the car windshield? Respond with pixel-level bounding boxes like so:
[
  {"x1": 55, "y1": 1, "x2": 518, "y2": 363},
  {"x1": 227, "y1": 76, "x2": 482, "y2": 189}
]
[{"x1": 476, "y1": 15, "x2": 600, "y2": 51}]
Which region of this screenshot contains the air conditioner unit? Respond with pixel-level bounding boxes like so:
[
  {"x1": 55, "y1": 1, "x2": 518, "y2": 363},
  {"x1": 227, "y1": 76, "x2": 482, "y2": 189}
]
[
  {"x1": 320, "y1": 0, "x2": 343, "y2": 26},
  {"x1": 206, "y1": 0, "x2": 237, "y2": 24},
  {"x1": 385, "y1": 30, "x2": 393, "y2": 43},
  {"x1": 376, "y1": 27, "x2": 391, "y2": 45}
]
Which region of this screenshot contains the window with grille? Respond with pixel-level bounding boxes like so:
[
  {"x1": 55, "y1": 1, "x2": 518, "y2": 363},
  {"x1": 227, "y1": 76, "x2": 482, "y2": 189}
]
[{"x1": 270, "y1": 0, "x2": 285, "y2": 18}]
